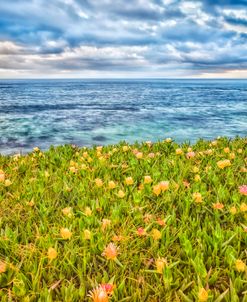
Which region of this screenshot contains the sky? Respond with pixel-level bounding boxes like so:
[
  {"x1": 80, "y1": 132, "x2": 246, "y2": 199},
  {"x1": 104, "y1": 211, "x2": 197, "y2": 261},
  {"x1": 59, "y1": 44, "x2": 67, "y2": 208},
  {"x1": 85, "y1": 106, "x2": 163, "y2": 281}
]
[{"x1": 0, "y1": 0, "x2": 247, "y2": 78}]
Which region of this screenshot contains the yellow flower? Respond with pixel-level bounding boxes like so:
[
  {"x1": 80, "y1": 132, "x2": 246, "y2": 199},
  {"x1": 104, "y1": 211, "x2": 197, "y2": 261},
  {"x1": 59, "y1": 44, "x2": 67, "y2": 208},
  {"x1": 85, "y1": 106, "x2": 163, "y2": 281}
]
[
  {"x1": 84, "y1": 207, "x2": 92, "y2": 216},
  {"x1": 96, "y1": 146, "x2": 103, "y2": 152},
  {"x1": 159, "y1": 181, "x2": 169, "y2": 192},
  {"x1": 69, "y1": 166, "x2": 77, "y2": 173},
  {"x1": 146, "y1": 141, "x2": 152, "y2": 147},
  {"x1": 229, "y1": 152, "x2": 235, "y2": 159},
  {"x1": 33, "y1": 147, "x2": 40, "y2": 152},
  {"x1": 155, "y1": 258, "x2": 167, "y2": 274},
  {"x1": 153, "y1": 184, "x2": 161, "y2": 196},
  {"x1": 4, "y1": 179, "x2": 12, "y2": 187},
  {"x1": 125, "y1": 177, "x2": 134, "y2": 185},
  {"x1": 165, "y1": 138, "x2": 172, "y2": 143},
  {"x1": 0, "y1": 261, "x2": 7, "y2": 273},
  {"x1": 44, "y1": 171, "x2": 50, "y2": 178},
  {"x1": 144, "y1": 175, "x2": 152, "y2": 184},
  {"x1": 0, "y1": 170, "x2": 5, "y2": 182},
  {"x1": 176, "y1": 148, "x2": 183, "y2": 155},
  {"x1": 229, "y1": 206, "x2": 237, "y2": 214},
  {"x1": 136, "y1": 152, "x2": 143, "y2": 159},
  {"x1": 211, "y1": 140, "x2": 218, "y2": 146},
  {"x1": 192, "y1": 166, "x2": 199, "y2": 173},
  {"x1": 187, "y1": 147, "x2": 193, "y2": 152},
  {"x1": 122, "y1": 146, "x2": 129, "y2": 152},
  {"x1": 47, "y1": 247, "x2": 58, "y2": 260},
  {"x1": 217, "y1": 159, "x2": 231, "y2": 169},
  {"x1": 95, "y1": 178, "x2": 103, "y2": 187},
  {"x1": 62, "y1": 207, "x2": 73, "y2": 218},
  {"x1": 60, "y1": 228, "x2": 72, "y2": 240},
  {"x1": 83, "y1": 151, "x2": 88, "y2": 158},
  {"x1": 237, "y1": 148, "x2": 243, "y2": 154},
  {"x1": 151, "y1": 229, "x2": 162, "y2": 240},
  {"x1": 102, "y1": 243, "x2": 119, "y2": 260},
  {"x1": 193, "y1": 192, "x2": 203, "y2": 203},
  {"x1": 194, "y1": 174, "x2": 201, "y2": 182},
  {"x1": 224, "y1": 147, "x2": 230, "y2": 153},
  {"x1": 235, "y1": 259, "x2": 246, "y2": 272},
  {"x1": 240, "y1": 203, "x2": 247, "y2": 212},
  {"x1": 198, "y1": 288, "x2": 208, "y2": 302},
  {"x1": 102, "y1": 219, "x2": 111, "y2": 231},
  {"x1": 117, "y1": 190, "x2": 125, "y2": 198},
  {"x1": 81, "y1": 164, "x2": 87, "y2": 170},
  {"x1": 108, "y1": 181, "x2": 116, "y2": 189},
  {"x1": 84, "y1": 229, "x2": 91, "y2": 240}
]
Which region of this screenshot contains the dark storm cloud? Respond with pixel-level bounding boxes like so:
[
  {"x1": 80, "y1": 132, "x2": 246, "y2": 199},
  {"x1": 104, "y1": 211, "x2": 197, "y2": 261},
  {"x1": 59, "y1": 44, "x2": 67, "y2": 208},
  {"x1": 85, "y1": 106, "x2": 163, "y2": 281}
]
[{"x1": 0, "y1": 0, "x2": 246, "y2": 77}]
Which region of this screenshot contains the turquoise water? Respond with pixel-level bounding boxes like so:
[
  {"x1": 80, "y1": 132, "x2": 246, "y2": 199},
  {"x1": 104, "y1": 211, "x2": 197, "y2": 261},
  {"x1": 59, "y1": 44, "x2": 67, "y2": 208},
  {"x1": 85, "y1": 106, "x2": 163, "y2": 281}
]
[{"x1": 0, "y1": 79, "x2": 246, "y2": 154}]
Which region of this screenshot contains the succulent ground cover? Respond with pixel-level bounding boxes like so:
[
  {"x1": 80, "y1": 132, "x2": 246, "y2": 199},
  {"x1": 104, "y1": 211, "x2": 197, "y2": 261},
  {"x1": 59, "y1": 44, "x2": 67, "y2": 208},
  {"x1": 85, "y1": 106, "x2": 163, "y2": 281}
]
[{"x1": 0, "y1": 137, "x2": 246, "y2": 301}]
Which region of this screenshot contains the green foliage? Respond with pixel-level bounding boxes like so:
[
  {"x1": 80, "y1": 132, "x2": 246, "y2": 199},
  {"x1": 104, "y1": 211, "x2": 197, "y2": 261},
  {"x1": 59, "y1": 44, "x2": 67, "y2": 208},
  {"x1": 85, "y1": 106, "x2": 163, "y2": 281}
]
[{"x1": 0, "y1": 137, "x2": 246, "y2": 301}]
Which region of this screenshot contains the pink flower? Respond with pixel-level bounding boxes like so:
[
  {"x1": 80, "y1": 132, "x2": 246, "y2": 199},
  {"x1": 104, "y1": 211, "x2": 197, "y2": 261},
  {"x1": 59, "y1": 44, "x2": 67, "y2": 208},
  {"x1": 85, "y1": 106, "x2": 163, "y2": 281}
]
[
  {"x1": 239, "y1": 185, "x2": 247, "y2": 196},
  {"x1": 186, "y1": 151, "x2": 196, "y2": 159},
  {"x1": 137, "y1": 227, "x2": 146, "y2": 236}
]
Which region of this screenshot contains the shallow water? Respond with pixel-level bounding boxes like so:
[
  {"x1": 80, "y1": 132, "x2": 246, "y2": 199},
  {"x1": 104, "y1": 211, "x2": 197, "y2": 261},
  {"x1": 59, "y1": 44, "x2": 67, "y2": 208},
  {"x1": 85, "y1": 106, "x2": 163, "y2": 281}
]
[{"x1": 0, "y1": 78, "x2": 246, "y2": 154}]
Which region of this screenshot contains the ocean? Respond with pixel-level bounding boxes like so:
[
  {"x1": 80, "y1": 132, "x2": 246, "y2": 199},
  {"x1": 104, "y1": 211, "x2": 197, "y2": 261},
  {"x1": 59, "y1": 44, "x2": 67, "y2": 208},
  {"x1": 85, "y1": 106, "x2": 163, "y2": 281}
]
[{"x1": 0, "y1": 79, "x2": 246, "y2": 154}]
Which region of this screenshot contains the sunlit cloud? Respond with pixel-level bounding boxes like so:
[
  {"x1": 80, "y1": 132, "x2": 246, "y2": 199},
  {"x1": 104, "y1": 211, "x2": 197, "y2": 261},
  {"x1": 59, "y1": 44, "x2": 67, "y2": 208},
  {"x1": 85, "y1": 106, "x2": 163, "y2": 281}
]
[{"x1": 0, "y1": 0, "x2": 246, "y2": 78}]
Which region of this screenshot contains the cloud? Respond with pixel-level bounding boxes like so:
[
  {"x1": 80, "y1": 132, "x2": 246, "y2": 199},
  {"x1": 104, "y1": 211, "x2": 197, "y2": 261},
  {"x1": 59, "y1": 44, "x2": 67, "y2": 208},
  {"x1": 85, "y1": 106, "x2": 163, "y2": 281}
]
[{"x1": 0, "y1": 0, "x2": 246, "y2": 78}]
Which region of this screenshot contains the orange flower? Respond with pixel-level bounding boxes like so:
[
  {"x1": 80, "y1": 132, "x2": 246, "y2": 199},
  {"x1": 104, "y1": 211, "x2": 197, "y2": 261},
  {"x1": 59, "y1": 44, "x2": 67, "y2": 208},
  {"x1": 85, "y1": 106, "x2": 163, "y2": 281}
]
[
  {"x1": 112, "y1": 235, "x2": 124, "y2": 242},
  {"x1": 102, "y1": 243, "x2": 119, "y2": 260},
  {"x1": 212, "y1": 202, "x2": 224, "y2": 210},
  {"x1": 217, "y1": 159, "x2": 231, "y2": 169},
  {"x1": 88, "y1": 286, "x2": 109, "y2": 302},
  {"x1": 144, "y1": 175, "x2": 152, "y2": 184},
  {"x1": 159, "y1": 181, "x2": 169, "y2": 192},
  {"x1": 125, "y1": 177, "x2": 134, "y2": 185},
  {"x1": 224, "y1": 147, "x2": 230, "y2": 153},
  {"x1": 0, "y1": 261, "x2": 7, "y2": 273},
  {"x1": 60, "y1": 228, "x2": 72, "y2": 240},
  {"x1": 0, "y1": 170, "x2": 5, "y2": 182},
  {"x1": 108, "y1": 181, "x2": 116, "y2": 189},
  {"x1": 156, "y1": 218, "x2": 166, "y2": 226},
  {"x1": 198, "y1": 288, "x2": 208, "y2": 302},
  {"x1": 47, "y1": 247, "x2": 58, "y2": 260},
  {"x1": 153, "y1": 184, "x2": 161, "y2": 196}
]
